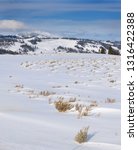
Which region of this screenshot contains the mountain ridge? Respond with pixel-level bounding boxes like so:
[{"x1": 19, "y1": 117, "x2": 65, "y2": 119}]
[{"x1": 0, "y1": 32, "x2": 121, "y2": 55}]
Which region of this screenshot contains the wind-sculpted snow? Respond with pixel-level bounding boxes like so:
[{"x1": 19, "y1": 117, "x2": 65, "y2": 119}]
[{"x1": 0, "y1": 54, "x2": 120, "y2": 150}]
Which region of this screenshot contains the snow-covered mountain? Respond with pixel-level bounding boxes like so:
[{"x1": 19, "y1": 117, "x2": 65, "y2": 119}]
[{"x1": 0, "y1": 32, "x2": 121, "y2": 55}]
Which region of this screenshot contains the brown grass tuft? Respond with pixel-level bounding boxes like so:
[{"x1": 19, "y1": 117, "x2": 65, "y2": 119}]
[
  {"x1": 54, "y1": 100, "x2": 74, "y2": 112},
  {"x1": 39, "y1": 91, "x2": 55, "y2": 97},
  {"x1": 105, "y1": 98, "x2": 116, "y2": 103},
  {"x1": 75, "y1": 126, "x2": 89, "y2": 143}
]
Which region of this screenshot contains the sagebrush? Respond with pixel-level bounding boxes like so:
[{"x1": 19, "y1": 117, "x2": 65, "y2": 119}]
[
  {"x1": 54, "y1": 100, "x2": 73, "y2": 112},
  {"x1": 75, "y1": 126, "x2": 89, "y2": 143}
]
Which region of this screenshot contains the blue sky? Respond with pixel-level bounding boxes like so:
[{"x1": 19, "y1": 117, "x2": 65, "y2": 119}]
[{"x1": 0, "y1": 0, "x2": 121, "y2": 40}]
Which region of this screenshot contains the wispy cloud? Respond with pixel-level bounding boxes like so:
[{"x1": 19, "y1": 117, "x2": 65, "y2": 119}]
[
  {"x1": 0, "y1": 19, "x2": 120, "y2": 40},
  {"x1": 0, "y1": 20, "x2": 26, "y2": 30}
]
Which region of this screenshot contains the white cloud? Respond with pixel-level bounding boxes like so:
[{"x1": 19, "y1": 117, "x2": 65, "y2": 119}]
[{"x1": 0, "y1": 20, "x2": 26, "y2": 30}]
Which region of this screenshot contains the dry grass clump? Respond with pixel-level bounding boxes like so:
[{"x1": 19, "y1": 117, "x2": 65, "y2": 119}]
[
  {"x1": 75, "y1": 126, "x2": 89, "y2": 143},
  {"x1": 27, "y1": 90, "x2": 34, "y2": 95},
  {"x1": 15, "y1": 84, "x2": 24, "y2": 92},
  {"x1": 25, "y1": 89, "x2": 56, "y2": 99},
  {"x1": 77, "y1": 106, "x2": 91, "y2": 118},
  {"x1": 109, "y1": 79, "x2": 116, "y2": 83},
  {"x1": 75, "y1": 101, "x2": 98, "y2": 118},
  {"x1": 75, "y1": 104, "x2": 88, "y2": 118},
  {"x1": 90, "y1": 101, "x2": 98, "y2": 107},
  {"x1": 27, "y1": 90, "x2": 36, "y2": 98},
  {"x1": 39, "y1": 90, "x2": 55, "y2": 97},
  {"x1": 80, "y1": 107, "x2": 90, "y2": 117},
  {"x1": 68, "y1": 97, "x2": 76, "y2": 102},
  {"x1": 15, "y1": 84, "x2": 24, "y2": 88},
  {"x1": 54, "y1": 100, "x2": 74, "y2": 112},
  {"x1": 105, "y1": 98, "x2": 116, "y2": 103}
]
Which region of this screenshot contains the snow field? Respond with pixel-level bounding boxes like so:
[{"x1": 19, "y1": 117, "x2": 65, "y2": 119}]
[{"x1": 0, "y1": 53, "x2": 120, "y2": 150}]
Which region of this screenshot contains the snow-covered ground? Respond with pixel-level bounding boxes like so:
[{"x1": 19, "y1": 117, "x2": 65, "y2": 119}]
[
  {"x1": 0, "y1": 33, "x2": 121, "y2": 55},
  {"x1": 0, "y1": 53, "x2": 121, "y2": 150}
]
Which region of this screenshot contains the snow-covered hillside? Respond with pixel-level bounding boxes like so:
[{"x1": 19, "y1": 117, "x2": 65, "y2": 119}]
[
  {"x1": 0, "y1": 53, "x2": 120, "y2": 150},
  {"x1": 0, "y1": 32, "x2": 121, "y2": 55}
]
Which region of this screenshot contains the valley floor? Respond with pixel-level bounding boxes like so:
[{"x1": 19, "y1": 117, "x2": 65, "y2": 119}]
[{"x1": 0, "y1": 53, "x2": 121, "y2": 150}]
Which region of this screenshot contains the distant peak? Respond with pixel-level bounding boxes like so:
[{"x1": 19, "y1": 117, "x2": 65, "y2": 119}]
[{"x1": 17, "y1": 31, "x2": 59, "y2": 39}]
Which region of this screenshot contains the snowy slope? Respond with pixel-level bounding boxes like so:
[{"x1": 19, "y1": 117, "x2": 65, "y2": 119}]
[
  {"x1": 0, "y1": 53, "x2": 120, "y2": 150},
  {"x1": 0, "y1": 32, "x2": 121, "y2": 55}
]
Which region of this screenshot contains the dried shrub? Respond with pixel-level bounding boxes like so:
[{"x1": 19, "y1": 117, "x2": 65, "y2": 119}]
[
  {"x1": 75, "y1": 102, "x2": 97, "y2": 118},
  {"x1": 15, "y1": 84, "x2": 24, "y2": 92},
  {"x1": 81, "y1": 107, "x2": 90, "y2": 116},
  {"x1": 105, "y1": 98, "x2": 116, "y2": 103},
  {"x1": 77, "y1": 106, "x2": 91, "y2": 118},
  {"x1": 15, "y1": 84, "x2": 24, "y2": 88},
  {"x1": 39, "y1": 91, "x2": 55, "y2": 96},
  {"x1": 90, "y1": 101, "x2": 98, "y2": 107},
  {"x1": 75, "y1": 126, "x2": 89, "y2": 143},
  {"x1": 109, "y1": 80, "x2": 116, "y2": 83},
  {"x1": 54, "y1": 100, "x2": 74, "y2": 112}
]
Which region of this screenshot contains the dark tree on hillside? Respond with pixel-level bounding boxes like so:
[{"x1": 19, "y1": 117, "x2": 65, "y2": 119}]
[
  {"x1": 108, "y1": 46, "x2": 120, "y2": 55},
  {"x1": 100, "y1": 47, "x2": 106, "y2": 54},
  {"x1": 108, "y1": 46, "x2": 113, "y2": 55}
]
